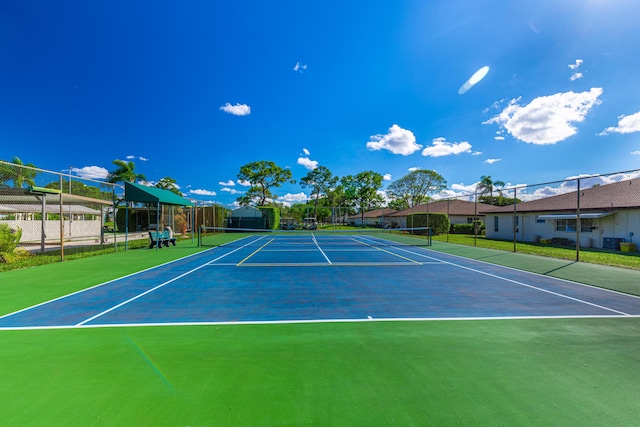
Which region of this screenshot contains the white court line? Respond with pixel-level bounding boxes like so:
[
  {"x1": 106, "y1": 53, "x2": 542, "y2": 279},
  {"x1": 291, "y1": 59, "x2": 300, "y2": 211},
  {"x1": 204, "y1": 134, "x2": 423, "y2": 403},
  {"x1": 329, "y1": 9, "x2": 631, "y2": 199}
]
[
  {"x1": 350, "y1": 236, "x2": 422, "y2": 264},
  {"x1": 0, "y1": 244, "x2": 227, "y2": 321},
  {"x1": 389, "y1": 245, "x2": 632, "y2": 316},
  {"x1": 2, "y1": 314, "x2": 639, "y2": 331},
  {"x1": 311, "y1": 233, "x2": 332, "y2": 265},
  {"x1": 238, "y1": 261, "x2": 420, "y2": 267},
  {"x1": 75, "y1": 236, "x2": 266, "y2": 326}
]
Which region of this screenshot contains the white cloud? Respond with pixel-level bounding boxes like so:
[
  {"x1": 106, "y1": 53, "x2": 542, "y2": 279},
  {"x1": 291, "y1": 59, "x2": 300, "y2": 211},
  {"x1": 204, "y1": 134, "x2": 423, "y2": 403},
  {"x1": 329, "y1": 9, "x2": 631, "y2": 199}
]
[
  {"x1": 72, "y1": 166, "x2": 109, "y2": 180},
  {"x1": 458, "y1": 66, "x2": 490, "y2": 95},
  {"x1": 220, "y1": 103, "x2": 251, "y2": 116},
  {"x1": 189, "y1": 189, "x2": 217, "y2": 196},
  {"x1": 221, "y1": 187, "x2": 243, "y2": 195},
  {"x1": 125, "y1": 155, "x2": 148, "y2": 161},
  {"x1": 377, "y1": 189, "x2": 391, "y2": 203},
  {"x1": 472, "y1": 151, "x2": 483, "y2": 156},
  {"x1": 294, "y1": 62, "x2": 308, "y2": 73},
  {"x1": 484, "y1": 158, "x2": 502, "y2": 164},
  {"x1": 277, "y1": 192, "x2": 309, "y2": 207},
  {"x1": 297, "y1": 157, "x2": 318, "y2": 170},
  {"x1": 421, "y1": 137, "x2": 472, "y2": 157},
  {"x1": 632, "y1": 150, "x2": 640, "y2": 155},
  {"x1": 483, "y1": 88, "x2": 603, "y2": 145},
  {"x1": 570, "y1": 72, "x2": 583, "y2": 81},
  {"x1": 494, "y1": 136, "x2": 505, "y2": 141},
  {"x1": 599, "y1": 111, "x2": 640, "y2": 135},
  {"x1": 408, "y1": 167, "x2": 421, "y2": 172},
  {"x1": 303, "y1": 148, "x2": 310, "y2": 156},
  {"x1": 219, "y1": 180, "x2": 235, "y2": 186},
  {"x1": 383, "y1": 173, "x2": 392, "y2": 181},
  {"x1": 366, "y1": 124, "x2": 422, "y2": 155},
  {"x1": 237, "y1": 179, "x2": 252, "y2": 187},
  {"x1": 568, "y1": 59, "x2": 583, "y2": 70}
]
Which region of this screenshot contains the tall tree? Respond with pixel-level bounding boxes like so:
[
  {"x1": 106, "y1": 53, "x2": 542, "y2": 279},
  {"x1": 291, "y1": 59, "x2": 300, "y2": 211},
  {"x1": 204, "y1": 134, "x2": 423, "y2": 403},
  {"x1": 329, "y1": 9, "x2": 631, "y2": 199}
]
[
  {"x1": 476, "y1": 175, "x2": 505, "y2": 206},
  {"x1": 300, "y1": 165, "x2": 338, "y2": 219},
  {"x1": 155, "y1": 176, "x2": 182, "y2": 196},
  {"x1": 0, "y1": 157, "x2": 38, "y2": 188},
  {"x1": 107, "y1": 160, "x2": 146, "y2": 184},
  {"x1": 341, "y1": 171, "x2": 384, "y2": 225},
  {"x1": 236, "y1": 160, "x2": 295, "y2": 206},
  {"x1": 386, "y1": 169, "x2": 447, "y2": 208},
  {"x1": 323, "y1": 184, "x2": 354, "y2": 224}
]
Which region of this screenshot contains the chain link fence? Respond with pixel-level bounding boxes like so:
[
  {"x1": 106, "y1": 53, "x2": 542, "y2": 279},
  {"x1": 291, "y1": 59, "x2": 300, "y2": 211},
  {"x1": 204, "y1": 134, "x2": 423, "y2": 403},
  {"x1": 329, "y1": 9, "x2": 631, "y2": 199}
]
[
  {"x1": 3, "y1": 160, "x2": 639, "y2": 267},
  {"x1": 1, "y1": 161, "x2": 119, "y2": 262},
  {"x1": 419, "y1": 169, "x2": 640, "y2": 262}
]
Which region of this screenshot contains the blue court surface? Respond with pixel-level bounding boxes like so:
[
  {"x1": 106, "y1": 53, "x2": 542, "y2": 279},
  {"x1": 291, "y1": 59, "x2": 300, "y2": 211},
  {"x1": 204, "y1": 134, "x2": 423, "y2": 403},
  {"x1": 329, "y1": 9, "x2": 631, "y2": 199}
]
[{"x1": 2, "y1": 233, "x2": 640, "y2": 330}]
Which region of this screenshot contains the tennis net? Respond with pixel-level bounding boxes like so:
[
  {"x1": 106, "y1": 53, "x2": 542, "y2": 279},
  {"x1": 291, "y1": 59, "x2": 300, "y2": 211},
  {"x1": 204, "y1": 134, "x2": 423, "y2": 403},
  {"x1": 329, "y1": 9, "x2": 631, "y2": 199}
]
[{"x1": 197, "y1": 226, "x2": 432, "y2": 248}]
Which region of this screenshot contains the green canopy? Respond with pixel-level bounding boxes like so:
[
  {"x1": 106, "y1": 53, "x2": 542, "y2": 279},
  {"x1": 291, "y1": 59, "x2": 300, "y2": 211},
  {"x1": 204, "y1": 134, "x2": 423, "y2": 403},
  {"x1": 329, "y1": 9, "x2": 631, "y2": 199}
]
[{"x1": 124, "y1": 182, "x2": 193, "y2": 206}]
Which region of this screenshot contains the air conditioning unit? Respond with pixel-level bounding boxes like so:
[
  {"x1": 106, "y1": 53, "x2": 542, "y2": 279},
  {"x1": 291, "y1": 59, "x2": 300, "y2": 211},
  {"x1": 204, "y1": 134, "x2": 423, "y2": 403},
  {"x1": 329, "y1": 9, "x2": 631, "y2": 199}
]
[{"x1": 603, "y1": 237, "x2": 625, "y2": 250}]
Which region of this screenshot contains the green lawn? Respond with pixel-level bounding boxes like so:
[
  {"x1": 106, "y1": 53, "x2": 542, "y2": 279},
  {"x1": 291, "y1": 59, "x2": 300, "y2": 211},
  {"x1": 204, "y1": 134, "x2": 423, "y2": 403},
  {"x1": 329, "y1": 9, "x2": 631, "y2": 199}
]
[
  {"x1": 433, "y1": 234, "x2": 640, "y2": 270},
  {"x1": 2, "y1": 237, "x2": 640, "y2": 425}
]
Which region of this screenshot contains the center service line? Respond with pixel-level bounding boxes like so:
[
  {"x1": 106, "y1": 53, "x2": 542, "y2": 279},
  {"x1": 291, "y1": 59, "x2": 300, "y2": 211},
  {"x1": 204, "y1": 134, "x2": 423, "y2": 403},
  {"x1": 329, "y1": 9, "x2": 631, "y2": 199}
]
[{"x1": 311, "y1": 233, "x2": 332, "y2": 265}]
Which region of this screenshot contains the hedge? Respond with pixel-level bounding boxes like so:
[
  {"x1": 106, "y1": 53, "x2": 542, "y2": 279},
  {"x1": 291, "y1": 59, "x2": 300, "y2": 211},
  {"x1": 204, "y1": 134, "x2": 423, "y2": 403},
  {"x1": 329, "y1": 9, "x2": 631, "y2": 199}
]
[
  {"x1": 405, "y1": 213, "x2": 450, "y2": 235},
  {"x1": 451, "y1": 220, "x2": 485, "y2": 235},
  {"x1": 258, "y1": 206, "x2": 280, "y2": 230}
]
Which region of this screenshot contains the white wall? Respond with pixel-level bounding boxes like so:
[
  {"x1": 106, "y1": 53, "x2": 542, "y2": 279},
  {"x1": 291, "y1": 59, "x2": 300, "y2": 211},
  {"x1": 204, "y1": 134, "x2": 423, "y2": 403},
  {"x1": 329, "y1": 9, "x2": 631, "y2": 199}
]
[
  {"x1": 485, "y1": 211, "x2": 640, "y2": 249},
  {"x1": 3, "y1": 219, "x2": 102, "y2": 243}
]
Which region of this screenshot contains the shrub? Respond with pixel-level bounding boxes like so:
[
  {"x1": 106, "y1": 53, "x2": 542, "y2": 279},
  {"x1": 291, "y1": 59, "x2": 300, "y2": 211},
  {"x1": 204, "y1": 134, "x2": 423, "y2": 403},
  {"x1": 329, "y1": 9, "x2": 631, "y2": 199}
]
[
  {"x1": 0, "y1": 224, "x2": 22, "y2": 253},
  {"x1": 405, "y1": 213, "x2": 450, "y2": 235},
  {"x1": 451, "y1": 220, "x2": 485, "y2": 235},
  {"x1": 258, "y1": 206, "x2": 280, "y2": 230}
]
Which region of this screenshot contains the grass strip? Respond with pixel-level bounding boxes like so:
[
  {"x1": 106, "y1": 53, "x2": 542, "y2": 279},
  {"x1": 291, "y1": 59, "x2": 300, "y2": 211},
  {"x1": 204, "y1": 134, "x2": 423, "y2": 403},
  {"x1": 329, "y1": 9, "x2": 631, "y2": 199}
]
[
  {"x1": 433, "y1": 234, "x2": 640, "y2": 270},
  {"x1": 430, "y1": 236, "x2": 640, "y2": 297},
  {"x1": 2, "y1": 319, "x2": 640, "y2": 426}
]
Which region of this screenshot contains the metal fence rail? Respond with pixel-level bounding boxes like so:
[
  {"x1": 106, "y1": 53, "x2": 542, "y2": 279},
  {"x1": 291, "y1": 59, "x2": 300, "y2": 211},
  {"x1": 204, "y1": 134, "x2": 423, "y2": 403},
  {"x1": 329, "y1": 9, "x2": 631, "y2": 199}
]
[
  {"x1": 0, "y1": 161, "x2": 118, "y2": 260},
  {"x1": 424, "y1": 169, "x2": 640, "y2": 262}
]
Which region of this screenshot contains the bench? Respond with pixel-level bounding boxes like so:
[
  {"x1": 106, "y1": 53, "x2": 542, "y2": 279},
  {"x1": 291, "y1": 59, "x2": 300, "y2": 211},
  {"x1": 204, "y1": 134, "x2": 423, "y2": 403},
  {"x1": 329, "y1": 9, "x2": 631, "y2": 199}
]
[{"x1": 149, "y1": 231, "x2": 177, "y2": 248}]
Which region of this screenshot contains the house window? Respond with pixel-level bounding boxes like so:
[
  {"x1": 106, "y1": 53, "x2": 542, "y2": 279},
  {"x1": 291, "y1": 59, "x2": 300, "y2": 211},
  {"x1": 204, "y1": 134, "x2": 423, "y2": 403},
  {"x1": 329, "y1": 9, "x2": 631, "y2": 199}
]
[
  {"x1": 555, "y1": 219, "x2": 594, "y2": 233},
  {"x1": 494, "y1": 216, "x2": 499, "y2": 232}
]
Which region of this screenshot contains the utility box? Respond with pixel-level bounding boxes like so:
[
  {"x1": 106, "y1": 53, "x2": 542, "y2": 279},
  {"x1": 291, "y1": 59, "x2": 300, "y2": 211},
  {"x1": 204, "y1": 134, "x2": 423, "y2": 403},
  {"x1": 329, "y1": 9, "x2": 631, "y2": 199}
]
[{"x1": 603, "y1": 237, "x2": 625, "y2": 250}]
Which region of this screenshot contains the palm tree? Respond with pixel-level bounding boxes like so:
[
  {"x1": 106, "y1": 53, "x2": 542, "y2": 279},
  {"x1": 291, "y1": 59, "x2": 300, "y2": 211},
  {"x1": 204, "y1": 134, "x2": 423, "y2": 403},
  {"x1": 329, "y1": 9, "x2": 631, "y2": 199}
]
[
  {"x1": 107, "y1": 160, "x2": 146, "y2": 184},
  {"x1": 0, "y1": 157, "x2": 38, "y2": 188},
  {"x1": 476, "y1": 175, "x2": 505, "y2": 206}
]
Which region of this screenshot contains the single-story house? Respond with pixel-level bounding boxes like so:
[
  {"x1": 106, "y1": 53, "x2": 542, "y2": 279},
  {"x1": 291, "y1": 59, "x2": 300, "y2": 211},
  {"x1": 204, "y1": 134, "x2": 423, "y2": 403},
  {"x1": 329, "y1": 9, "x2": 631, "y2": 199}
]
[
  {"x1": 348, "y1": 208, "x2": 398, "y2": 227},
  {"x1": 390, "y1": 200, "x2": 488, "y2": 228},
  {"x1": 483, "y1": 178, "x2": 640, "y2": 249}
]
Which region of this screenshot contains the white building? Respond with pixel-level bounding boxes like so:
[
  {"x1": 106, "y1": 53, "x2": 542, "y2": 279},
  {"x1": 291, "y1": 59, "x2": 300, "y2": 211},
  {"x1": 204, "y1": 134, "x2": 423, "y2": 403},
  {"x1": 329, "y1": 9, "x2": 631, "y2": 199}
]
[{"x1": 483, "y1": 178, "x2": 640, "y2": 250}]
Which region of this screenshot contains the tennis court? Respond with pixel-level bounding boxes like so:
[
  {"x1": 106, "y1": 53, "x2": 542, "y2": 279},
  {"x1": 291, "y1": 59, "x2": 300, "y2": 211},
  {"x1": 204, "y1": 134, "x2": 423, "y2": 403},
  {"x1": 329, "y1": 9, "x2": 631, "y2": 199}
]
[{"x1": 2, "y1": 230, "x2": 640, "y2": 330}]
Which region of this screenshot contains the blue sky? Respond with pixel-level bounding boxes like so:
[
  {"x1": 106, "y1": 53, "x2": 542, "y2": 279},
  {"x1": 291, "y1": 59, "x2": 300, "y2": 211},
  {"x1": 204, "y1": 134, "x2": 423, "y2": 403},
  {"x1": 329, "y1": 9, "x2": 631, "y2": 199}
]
[{"x1": 1, "y1": 0, "x2": 640, "y2": 207}]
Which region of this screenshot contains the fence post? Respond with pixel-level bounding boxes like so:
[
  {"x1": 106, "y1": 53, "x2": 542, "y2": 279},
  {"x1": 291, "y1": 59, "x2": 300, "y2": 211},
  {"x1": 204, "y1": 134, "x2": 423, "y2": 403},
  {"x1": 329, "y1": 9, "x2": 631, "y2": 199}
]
[
  {"x1": 576, "y1": 178, "x2": 581, "y2": 262},
  {"x1": 59, "y1": 175, "x2": 64, "y2": 261},
  {"x1": 473, "y1": 193, "x2": 478, "y2": 246},
  {"x1": 446, "y1": 199, "x2": 450, "y2": 243},
  {"x1": 513, "y1": 188, "x2": 517, "y2": 253}
]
